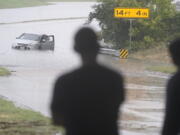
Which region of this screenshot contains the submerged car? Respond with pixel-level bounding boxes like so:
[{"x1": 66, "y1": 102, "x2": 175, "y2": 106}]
[{"x1": 12, "y1": 33, "x2": 55, "y2": 50}]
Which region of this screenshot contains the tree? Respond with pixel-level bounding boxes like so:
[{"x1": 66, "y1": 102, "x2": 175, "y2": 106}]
[{"x1": 88, "y1": 0, "x2": 179, "y2": 50}]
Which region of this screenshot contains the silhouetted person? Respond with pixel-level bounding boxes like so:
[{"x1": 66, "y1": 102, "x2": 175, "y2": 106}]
[
  {"x1": 51, "y1": 27, "x2": 125, "y2": 135},
  {"x1": 162, "y1": 39, "x2": 180, "y2": 135}
]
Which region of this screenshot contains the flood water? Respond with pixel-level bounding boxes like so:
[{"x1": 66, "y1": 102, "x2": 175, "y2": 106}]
[
  {"x1": 0, "y1": 2, "x2": 96, "y2": 23},
  {"x1": 0, "y1": 2, "x2": 101, "y2": 116}
]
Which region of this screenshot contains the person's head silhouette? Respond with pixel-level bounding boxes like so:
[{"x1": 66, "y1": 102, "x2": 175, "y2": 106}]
[
  {"x1": 169, "y1": 39, "x2": 180, "y2": 68},
  {"x1": 74, "y1": 27, "x2": 100, "y2": 65}
]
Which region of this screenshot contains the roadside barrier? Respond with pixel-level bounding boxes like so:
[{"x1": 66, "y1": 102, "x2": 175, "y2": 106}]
[
  {"x1": 119, "y1": 49, "x2": 128, "y2": 59},
  {"x1": 99, "y1": 48, "x2": 128, "y2": 59}
]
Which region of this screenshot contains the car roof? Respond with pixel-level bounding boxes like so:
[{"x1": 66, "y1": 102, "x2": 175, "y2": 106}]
[{"x1": 23, "y1": 33, "x2": 43, "y2": 36}]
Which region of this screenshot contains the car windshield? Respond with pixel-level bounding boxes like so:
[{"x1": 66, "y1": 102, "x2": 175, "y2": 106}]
[{"x1": 18, "y1": 33, "x2": 40, "y2": 41}]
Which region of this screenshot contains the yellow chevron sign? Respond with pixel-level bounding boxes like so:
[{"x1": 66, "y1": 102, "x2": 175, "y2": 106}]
[
  {"x1": 120, "y1": 49, "x2": 128, "y2": 59},
  {"x1": 114, "y1": 8, "x2": 149, "y2": 18}
]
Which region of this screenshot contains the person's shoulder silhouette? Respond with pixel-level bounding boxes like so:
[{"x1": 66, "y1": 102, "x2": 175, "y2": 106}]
[
  {"x1": 51, "y1": 27, "x2": 125, "y2": 135},
  {"x1": 162, "y1": 38, "x2": 180, "y2": 135}
]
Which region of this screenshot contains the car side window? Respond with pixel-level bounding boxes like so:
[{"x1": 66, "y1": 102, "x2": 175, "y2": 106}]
[{"x1": 41, "y1": 35, "x2": 49, "y2": 42}]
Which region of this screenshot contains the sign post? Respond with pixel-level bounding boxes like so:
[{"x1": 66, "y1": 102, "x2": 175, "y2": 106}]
[
  {"x1": 129, "y1": 19, "x2": 133, "y2": 50},
  {"x1": 114, "y1": 8, "x2": 149, "y2": 19},
  {"x1": 114, "y1": 8, "x2": 150, "y2": 50}
]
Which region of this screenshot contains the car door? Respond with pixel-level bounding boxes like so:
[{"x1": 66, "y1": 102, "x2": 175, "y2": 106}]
[
  {"x1": 48, "y1": 35, "x2": 55, "y2": 50},
  {"x1": 40, "y1": 35, "x2": 54, "y2": 50}
]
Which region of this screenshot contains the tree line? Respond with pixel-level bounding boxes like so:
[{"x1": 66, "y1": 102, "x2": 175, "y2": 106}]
[{"x1": 87, "y1": 0, "x2": 180, "y2": 51}]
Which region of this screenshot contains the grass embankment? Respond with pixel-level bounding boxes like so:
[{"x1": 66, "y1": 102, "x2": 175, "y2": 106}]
[
  {"x1": 146, "y1": 65, "x2": 176, "y2": 74},
  {"x1": 0, "y1": 0, "x2": 96, "y2": 9},
  {"x1": 48, "y1": 0, "x2": 96, "y2": 1},
  {"x1": 0, "y1": 67, "x2": 11, "y2": 76},
  {"x1": 129, "y1": 46, "x2": 176, "y2": 74},
  {"x1": 0, "y1": 97, "x2": 61, "y2": 135},
  {"x1": 0, "y1": 0, "x2": 48, "y2": 9}
]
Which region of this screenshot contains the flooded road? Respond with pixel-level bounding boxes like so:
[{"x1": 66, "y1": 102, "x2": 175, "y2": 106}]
[
  {"x1": 0, "y1": 2, "x2": 95, "y2": 24},
  {"x1": 0, "y1": 2, "x2": 99, "y2": 116},
  {"x1": 0, "y1": 2, "x2": 170, "y2": 135}
]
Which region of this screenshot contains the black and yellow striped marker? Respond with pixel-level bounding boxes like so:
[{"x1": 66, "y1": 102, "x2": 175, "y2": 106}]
[{"x1": 119, "y1": 49, "x2": 128, "y2": 59}]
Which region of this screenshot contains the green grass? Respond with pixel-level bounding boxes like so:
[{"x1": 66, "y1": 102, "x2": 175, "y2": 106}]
[
  {"x1": 0, "y1": 67, "x2": 11, "y2": 76},
  {"x1": 128, "y1": 45, "x2": 177, "y2": 74},
  {"x1": 46, "y1": 0, "x2": 96, "y2": 1},
  {"x1": 146, "y1": 65, "x2": 176, "y2": 74},
  {"x1": 0, "y1": 0, "x2": 48, "y2": 9},
  {"x1": 0, "y1": 0, "x2": 96, "y2": 9},
  {"x1": 0, "y1": 97, "x2": 62, "y2": 135}
]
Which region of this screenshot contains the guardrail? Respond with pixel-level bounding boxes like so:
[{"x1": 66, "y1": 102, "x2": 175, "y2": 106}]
[
  {"x1": 99, "y1": 48, "x2": 120, "y2": 57},
  {"x1": 99, "y1": 48, "x2": 128, "y2": 59}
]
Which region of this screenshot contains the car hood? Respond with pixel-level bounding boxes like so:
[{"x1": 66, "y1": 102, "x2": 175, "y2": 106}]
[{"x1": 14, "y1": 39, "x2": 39, "y2": 45}]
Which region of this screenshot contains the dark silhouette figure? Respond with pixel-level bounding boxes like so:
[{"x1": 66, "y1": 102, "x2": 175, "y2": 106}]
[
  {"x1": 162, "y1": 39, "x2": 180, "y2": 135},
  {"x1": 51, "y1": 27, "x2": 125, "y2": 135}
]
